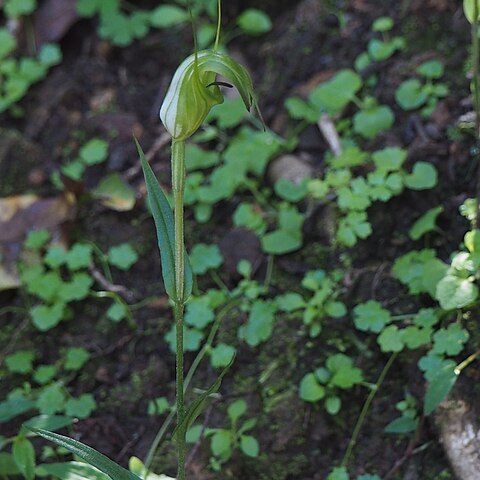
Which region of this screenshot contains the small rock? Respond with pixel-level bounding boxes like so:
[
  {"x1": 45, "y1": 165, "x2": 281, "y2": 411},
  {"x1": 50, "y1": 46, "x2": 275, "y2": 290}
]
[
  {"x1": 268, "y1": 154, "x2": 313, "y2": 186},
  {"x1": 219, "y1": 228, "x2": 263, "y2": 278}
]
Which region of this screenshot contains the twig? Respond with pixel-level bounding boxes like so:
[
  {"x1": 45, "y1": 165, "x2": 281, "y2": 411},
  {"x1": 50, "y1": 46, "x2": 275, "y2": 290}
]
[
  {"x1": 90, "y1": 334, "x2": 134, "y2": 359},
  {"x1": 371, "y1": 262, "x2": 388, "y2": 299},
  {"x1": 317, "y1": 113, "x2": 342, "y2": 157},
  {"x1": 89, "y1": 265, "x2": 135, "y2": 301},
  {"x1": 341, "y1": 353, "x2": 398, "y2": 468},
  {"x1": 115, "y1": 426, "x2": 146, "y2": 463},
  {"x1": 383, "y1": 416, "x2": 424, "y2": 479},
  {"x1": 125, "y1": 132, "x2": 171, "y2": 181},
  {"x1": 185, "y1": 404, "x2": 214, "y2": 468}
]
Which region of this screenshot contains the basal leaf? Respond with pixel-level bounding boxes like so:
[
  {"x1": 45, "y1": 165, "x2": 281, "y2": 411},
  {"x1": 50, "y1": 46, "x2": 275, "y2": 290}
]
[{"x1": 26, "y1": 428, "x2": 142, "y2": 480}]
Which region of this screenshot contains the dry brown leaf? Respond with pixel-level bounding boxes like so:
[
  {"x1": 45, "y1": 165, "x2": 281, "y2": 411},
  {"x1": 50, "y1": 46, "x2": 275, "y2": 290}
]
[
  {"x1": 33, "y1": 0, "x2": 79, "y2": 46},
  {"x1": 0, "y1": 192, "x2": 76, "y2": 290}
]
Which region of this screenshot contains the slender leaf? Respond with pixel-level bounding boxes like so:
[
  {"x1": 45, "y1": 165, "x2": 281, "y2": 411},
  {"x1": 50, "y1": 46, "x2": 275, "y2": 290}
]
[
  {"x1": 173, "y1": 355, "x2": 235, "y2": 440},
  {"x1": 37, "y1": 461, "x2": 110, "y2": 480},
  {"x1": 136, "y1": 138, "x2": 193, "y2": 302},
  {"x1": 26, "y1": 428, "x2": 142, "y2": 480}
]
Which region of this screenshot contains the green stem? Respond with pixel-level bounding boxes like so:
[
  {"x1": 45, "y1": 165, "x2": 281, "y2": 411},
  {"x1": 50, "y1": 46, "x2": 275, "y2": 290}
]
[
  {"x1": 143, "y1": 301, "x2": 239, "y2": 473},
  {"x1": 455, "y1": 349, "x2": 480, "y2": 374},
  {"x1": 473, "y1": 4, "x2": 480, "y2": 138},
  {"x1": 214, "y1": 0, "x2": 221, "y2": 50},
  {"x1": 172, "y1": 140, "x2": 186, "y2": 304},
  {"x1": 341, "y1": 352, "x2": 397, "y2": 468},
  {"x1": 473, "y1": 6, "x2": 480, "y2": 226},
  {"x1": 172, "y1": 139, "x2": 186, "y2": 480},
  {"x1": 174, "y1": 303, "x2": 186, "y2": 480}
]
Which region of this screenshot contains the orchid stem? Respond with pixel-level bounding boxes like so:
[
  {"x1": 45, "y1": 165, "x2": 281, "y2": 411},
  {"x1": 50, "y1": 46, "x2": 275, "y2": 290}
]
[
  {"x1": 172, "y1": 139, "x2": 186, "y2": 480},
  {"x1": 214, "y1": 0, "x2": 221, "y2": 50}
]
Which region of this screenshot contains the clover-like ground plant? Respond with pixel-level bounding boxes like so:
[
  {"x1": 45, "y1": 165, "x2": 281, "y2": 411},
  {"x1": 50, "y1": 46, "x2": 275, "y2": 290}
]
[{"x1": 27, "y1": 2, "x2": 261, "y2": 480}]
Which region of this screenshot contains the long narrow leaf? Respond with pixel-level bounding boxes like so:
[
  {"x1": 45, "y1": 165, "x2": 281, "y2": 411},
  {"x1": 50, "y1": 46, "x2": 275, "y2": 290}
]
[
  {"x1": 37, "y1": 461, "x2": 110, "y2": 480},
  {"x1": 136, "y1": 139, "x2": 194, "y2": 302},
  {"x1": 136, "y1": 138, "x2": 177, "y2": 300},
  {"x1": 26, "y1": 428, "x2": 141, "y2": 480},
  {"x1": 173, "y1": 355, "x2": 235, "y2": 440}
]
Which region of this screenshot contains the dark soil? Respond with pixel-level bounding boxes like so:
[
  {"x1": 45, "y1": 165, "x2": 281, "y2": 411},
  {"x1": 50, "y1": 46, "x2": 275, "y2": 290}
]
[{"x1": 1, "y1": 1, "x2": 477, "y2": 479}]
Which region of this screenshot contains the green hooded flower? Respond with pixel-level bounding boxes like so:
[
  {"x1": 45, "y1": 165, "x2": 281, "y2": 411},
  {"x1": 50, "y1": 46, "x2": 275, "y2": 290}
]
[{"x1": 160, "y1": 49, "x2": 261, "y2": 141}]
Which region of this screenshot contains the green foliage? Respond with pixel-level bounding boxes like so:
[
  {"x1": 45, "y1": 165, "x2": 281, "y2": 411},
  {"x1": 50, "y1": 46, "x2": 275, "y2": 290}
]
[
  {"x1": 20, "y1": 236, "x2": 103, "y2": 331},
  {"x1": 138, "y1": 139, "x2": 193, "y2": 302},
  {"x1": 238, "y1": 300, "x2": 277, "y2": 347},
  {"x1": 395, "y1": 60, "x2": 448, "y2": 116},
  {"x1": 353, "y1": 102, "x2": 394, "y2": 139},
  {"x1": 184, "y1": 127, "x2": 281, "y2": 223},
  {"x1": 76, "y1": 0, "x2": 271, "y2": 47},
  {"x1": 37, "y1": 461, "x2": 110, "y2": 480},
  {"x1": 190, "y1": 244, "x2": 223, "y2": 274},
  {"x1": 148, "y1": 397, "x2": 171, "y2": 416},
  {"x1": 261, "y1": 204, "x2": 304, "y2": 254},
  {"x1": 392, "y1": 249, "x2": 447, "y2": 296},
  {"x1": 353, "y1": 300, "x2": 391, "y2": 333},
  {"x1": 65, "y1": 394, "x2": 97, "y2": 419},
  {"x1": 27, "y1": 429, "x2": 142, "y2": 480},
  {"x1": 107, "y1": 243, "x2": 139, "y2": 270},
  {"x1": 13, "y1": 436, "x2": 35, "y2": 480},
  {"x1": 282, "y1": 269, "x2": 347, "y2": 338},
  {"x1": 53, "y1": 138, "x2": 109, "y2": 186},
  {"x1": 423, "y1": 364, "x2": 458, "y2": 415},
  {"x1": 327, "y1": 467, "x2": 349, "y2": 480},
  {"x1": 436, "y1": 272, "x2": 478, "y2": 310},
  {"x1": 372, "y1": 16, "x2": 393, "y2": 32},
  {"x1": 274, "y1": 178, "x2": 309, "y2": 202},
  {"x1": 233, "y1": 202, "x2": 266, "y2": 234},
  {"x1": 236, "y1": 8, "x2": 272, "y2": 35},
  {"x1": 0, "y1": 31, "x2": 62, "y2": 113},
  {"x1": 150, "y1": 5, "x2": 189, "y2": 28},
  {"x1": 275, "y1": 130, "x2": 438, "y2": 248},
  {"x1": 5, "y1": 351, "x2": 35, "y2": 374},
  {"x1": 368, "y1": 37, "x2": 405, "y2": 61},
  {"x1": 404, "y1": 161, "x2": 438, "y2": 189},
  {"x1": 92, "y1": 173, "x2": 136, "y2": 211},
  {"x1": 300, "y1": 354, "x2": 363, "y2": 415},
  {"x1": 3, "y1": 8, "x2": 476, "y2": 480},
  {"x1": 165, "y1": 289, "x2": 229, "y2": 353},
  {"x1": 409, "y1": 206, "x2": 443, "y2": 240},
  {"x1": 384, "y1": 392, "x2": 419, "y2": 434},
  {"x1": 464, "y1": 0, "x2": 480, "y2": 23},
  {"x1": 209, "y1": 343, "x2": 236, "y2": 368},
  {"x1": 4, "y1": 0, "x2": 37, "y2": 17},
  {"x1": 197, "y1": 399, "x2": 259, "y2": 470},
  {"x1": 64, "y1": 347, "x2": 90, "y2": 371},
  {"x1": 309, "y1": 70, "x2": 363, "y2": 115}
]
